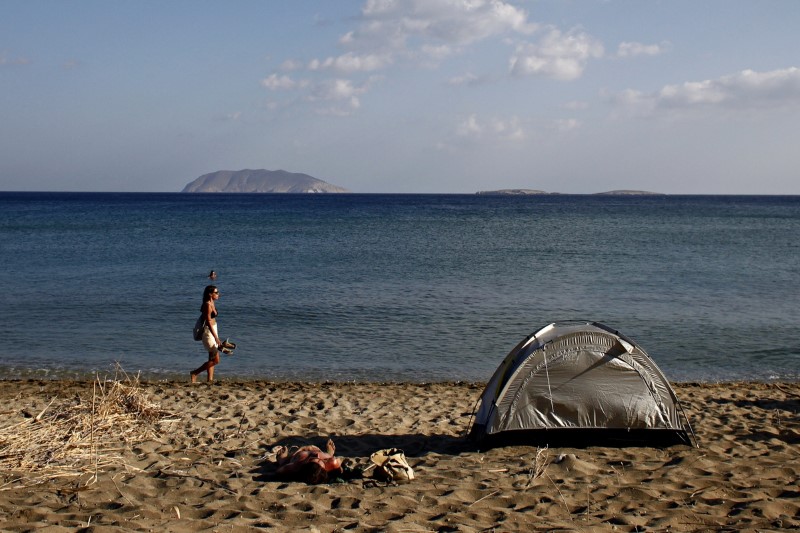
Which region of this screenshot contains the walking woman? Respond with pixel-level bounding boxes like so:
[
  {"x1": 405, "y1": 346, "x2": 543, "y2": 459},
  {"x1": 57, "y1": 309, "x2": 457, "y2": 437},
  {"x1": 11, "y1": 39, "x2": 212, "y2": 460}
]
[{"x1": 191, "y1": 285, "x2": 222, "y2": 382}]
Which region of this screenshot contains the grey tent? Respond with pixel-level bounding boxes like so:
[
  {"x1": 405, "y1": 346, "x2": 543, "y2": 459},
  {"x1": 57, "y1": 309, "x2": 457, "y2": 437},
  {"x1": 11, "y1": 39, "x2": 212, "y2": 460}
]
[{"x1": 470, "y1": 321, "x2": 694, "y2": 446}]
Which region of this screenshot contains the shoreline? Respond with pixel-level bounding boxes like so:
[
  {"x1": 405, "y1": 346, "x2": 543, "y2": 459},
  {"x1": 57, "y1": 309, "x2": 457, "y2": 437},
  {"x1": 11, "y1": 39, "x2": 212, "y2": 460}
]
[
  {"x1": 2, "y1": 370, "x2": 800, "y2": 384},
  {"x1": 1, "y1": 380, "x2": 798, "y2": 531}
]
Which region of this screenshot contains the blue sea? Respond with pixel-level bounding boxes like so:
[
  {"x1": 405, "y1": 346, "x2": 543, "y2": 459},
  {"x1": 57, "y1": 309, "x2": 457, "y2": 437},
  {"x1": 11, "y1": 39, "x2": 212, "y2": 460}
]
[{"x1": 2, "y1": 192, "x2": 798, "y2": 383}]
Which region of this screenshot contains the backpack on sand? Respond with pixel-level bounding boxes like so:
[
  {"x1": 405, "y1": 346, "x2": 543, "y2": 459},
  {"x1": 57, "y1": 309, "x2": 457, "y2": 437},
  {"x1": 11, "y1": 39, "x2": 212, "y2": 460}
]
[
  {"x1": 192, "y1": 315, "x2": 205, "y2": 341},
  {"x1": 369, "y1": 448, "x2": 415, "y2": 482}
]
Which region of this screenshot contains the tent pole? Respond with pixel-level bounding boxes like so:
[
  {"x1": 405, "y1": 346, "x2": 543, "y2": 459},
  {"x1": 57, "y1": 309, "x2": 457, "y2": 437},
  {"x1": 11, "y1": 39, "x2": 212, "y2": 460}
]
[
  {"x1": 463, "y1": 396, "x2": 482, "y2": 438},
  {"x1": 543, "y1": 348, "x2": 555, "y2": 413},
  {"x1": 677, "y1": 400, "x2": 700, "y2": 448}
]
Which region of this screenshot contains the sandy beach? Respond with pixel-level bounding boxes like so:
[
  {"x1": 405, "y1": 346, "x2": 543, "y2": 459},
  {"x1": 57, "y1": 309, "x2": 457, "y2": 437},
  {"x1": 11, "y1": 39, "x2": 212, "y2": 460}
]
[{"x1": 0, "y1": 378, "x2": 798, "y2": 532}]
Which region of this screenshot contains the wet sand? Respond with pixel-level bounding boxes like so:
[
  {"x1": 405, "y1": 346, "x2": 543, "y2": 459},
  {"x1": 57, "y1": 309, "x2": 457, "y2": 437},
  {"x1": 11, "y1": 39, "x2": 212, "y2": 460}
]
[{"x1": 1, "y1": 379, "x2": 798, "y2": 532}]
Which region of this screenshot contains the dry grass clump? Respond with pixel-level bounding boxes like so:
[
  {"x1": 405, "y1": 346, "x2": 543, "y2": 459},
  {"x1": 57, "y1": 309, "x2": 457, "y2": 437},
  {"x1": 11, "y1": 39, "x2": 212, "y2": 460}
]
[
  {"x1": 0, "y1": 368, "x2": 178, "y2": 490},
  {"x1": 526, "y1": 446, "x2": 550, "y2": 486}
]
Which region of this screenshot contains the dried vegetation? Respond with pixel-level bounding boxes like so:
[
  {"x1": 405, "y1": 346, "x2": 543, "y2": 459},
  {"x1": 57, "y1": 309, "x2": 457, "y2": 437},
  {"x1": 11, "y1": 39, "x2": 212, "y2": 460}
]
[{"x1": 0, "y1": 368, "x2": 178, "y2": 490}]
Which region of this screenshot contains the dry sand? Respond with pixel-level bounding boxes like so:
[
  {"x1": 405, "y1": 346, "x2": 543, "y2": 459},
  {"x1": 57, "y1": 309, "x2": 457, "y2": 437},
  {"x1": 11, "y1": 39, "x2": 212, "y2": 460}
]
[{"x1": 0, "y1": 379, "x2": 798, "y2": 532}]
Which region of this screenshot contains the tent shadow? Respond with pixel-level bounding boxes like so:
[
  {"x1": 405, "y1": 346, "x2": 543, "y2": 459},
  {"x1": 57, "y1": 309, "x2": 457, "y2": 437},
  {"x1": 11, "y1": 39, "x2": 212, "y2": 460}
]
[
  {"x1": 708, "y1": 396, "x2": 800, "y2": 412},
  {"x1": 248, "y1": 430, "x2": 695, "y2": 482},
  {"x1": 250, "y1": 432, "x2": 475, "y2": 483},
  {"x1": 469, "y1": 426, "x2": 697, "y2": 450},
  {"x1": 706, "y1": 397, "x2": 800, "y2": 444},
  {"x1": 731, "y1": 398, "x2": 800, "y2": 412},
  {"x1": 738, "y1": 429, "x2": 800, "y2": 445}
]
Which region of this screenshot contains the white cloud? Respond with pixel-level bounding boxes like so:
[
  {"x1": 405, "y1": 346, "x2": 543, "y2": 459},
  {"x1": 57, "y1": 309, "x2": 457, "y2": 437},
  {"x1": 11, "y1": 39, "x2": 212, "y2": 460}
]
[
  {"x1": 492, "y1": 116, "x2": 525, "y2": 140},
  {"x1": 261, "y1": 1, "x2": 540, "y2": 117},
  {"x1": 261, "y1": 73, "x2": 309, "y2": 90},
  {"x1": 307, "y1": 52, "x2": 391, "y2": 73},
  {"x1": 0, "y1": 51, "x2": 31, "y2": 66},
  {"x1": 279, "y1": 59, "x2": 304, "y2": 71},
  {"x1": 456, "y1": 113, "x2": 525, "y2": 141},
  {"x1": 616, "y1": 41, "x2": 671, "y2": 58},
  {"x1": 214, "y1": 111, "x2": 242, "y2": 122},
  {"x1": 262, "y1": 59, "x2": 382, "y2": 116},
  {"x1": 448, "y1": 72, "x2": 484, "y2": 86},
  {"x1": 615, "y1": 67, "x2": 800, "y2": 115},
  {"x1": 562, "y1": 100, "x2": 589, "y2": 110},
  {"x1": 309, "y1": 78, "x2": 365, "y2": 101},
  {"x1": 315, "y1": 100, "x2": 361, "y2": 116},
  {"x1": 456, "y1": 114, "x2": 482, "y2": 136},
  {"x1": 420, "y1": 44, "x2": 454, "y2": 63},
  {"x1": 354, "y1": 0, "x2": 537, "y2": 54},
  {"x1": 553, "y1": 118, "x2": 581, "y2": 132},
  {"x1": 509, "y1": 27, "x2": 604, "y2": 81},
  {"x1": 305, "y1": 77, "x2": 380, "y2": 116}
]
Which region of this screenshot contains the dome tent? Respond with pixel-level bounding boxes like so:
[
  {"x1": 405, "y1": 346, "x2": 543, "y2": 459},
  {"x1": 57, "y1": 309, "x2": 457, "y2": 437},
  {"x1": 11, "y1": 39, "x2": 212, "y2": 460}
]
[{"x1": 470, "y1": 321, "x2": 694, "y2": 447}]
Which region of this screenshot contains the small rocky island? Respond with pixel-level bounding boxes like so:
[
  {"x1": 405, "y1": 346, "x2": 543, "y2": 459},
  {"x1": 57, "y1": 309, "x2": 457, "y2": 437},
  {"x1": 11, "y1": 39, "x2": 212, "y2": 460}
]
[
  {"x1": 476, "y1": 189, "x2": 552, "y2": 196},
  {"x1": 182, "y1": 169, "x2": 349, "y2": 193},
  {"x1": 594, "y1": 190, "x2": 665, "y2": 196},
  {"x1": 477, "y1": 188, "x2": 664, "y2": 196}
]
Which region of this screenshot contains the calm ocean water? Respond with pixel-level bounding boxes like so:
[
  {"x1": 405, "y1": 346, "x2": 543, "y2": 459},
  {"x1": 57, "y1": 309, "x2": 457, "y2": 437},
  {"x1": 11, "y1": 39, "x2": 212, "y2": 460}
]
[{"x1": 2, "y1": 192, "x2": 798, "y2": 383}]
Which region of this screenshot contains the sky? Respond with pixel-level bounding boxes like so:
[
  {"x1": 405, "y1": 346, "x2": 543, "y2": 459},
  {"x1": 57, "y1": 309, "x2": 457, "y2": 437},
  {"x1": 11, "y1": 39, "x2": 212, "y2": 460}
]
[{"x1": 1, "y1": 0, "x2": 799, "y2": 194}]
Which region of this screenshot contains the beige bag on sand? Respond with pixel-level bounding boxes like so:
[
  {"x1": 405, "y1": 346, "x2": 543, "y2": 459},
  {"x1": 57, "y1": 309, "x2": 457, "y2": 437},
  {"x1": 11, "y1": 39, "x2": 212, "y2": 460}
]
[{"x1": 370, "y1": 448, "x2": 415, "y2": 482}]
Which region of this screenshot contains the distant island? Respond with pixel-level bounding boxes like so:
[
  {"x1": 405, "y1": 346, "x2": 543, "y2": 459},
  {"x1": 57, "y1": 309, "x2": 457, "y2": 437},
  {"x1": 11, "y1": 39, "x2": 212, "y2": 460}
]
[
  {"x1": 594, "y1": 190, "x2": 665, "y2": 196},
  {"x1": 476, "y1": 189, "x2": 553, "y2": 196},
  {"x1": 182, "y1": 169, "x2": 349, "y2": 193},
  {"x1": 477, "y1": 189, "x2": 664, "y2": 196}
]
